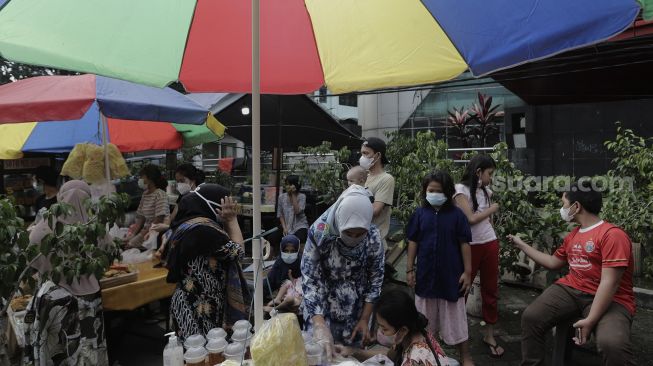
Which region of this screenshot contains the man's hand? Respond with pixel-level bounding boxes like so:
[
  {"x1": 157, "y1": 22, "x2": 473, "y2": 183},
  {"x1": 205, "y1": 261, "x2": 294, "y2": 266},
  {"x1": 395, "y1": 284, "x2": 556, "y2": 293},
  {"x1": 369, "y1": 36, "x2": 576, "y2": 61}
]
[
  {"x1": 459, "y1": 272, "x2": 472, "y2": 296},
  {"x1": 507, "y1": 234, "x2": 527, "y2": 249},
  {"x1": 573, "y1": 318, "x2": 596, "y2": 346}
]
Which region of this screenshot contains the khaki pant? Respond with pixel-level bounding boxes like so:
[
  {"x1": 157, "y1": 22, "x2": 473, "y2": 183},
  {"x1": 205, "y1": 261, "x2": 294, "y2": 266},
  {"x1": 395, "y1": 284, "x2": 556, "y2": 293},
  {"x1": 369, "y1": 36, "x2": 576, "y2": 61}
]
[{"x1": 521, "y1": 284, "x2": 634, "y2": 366}]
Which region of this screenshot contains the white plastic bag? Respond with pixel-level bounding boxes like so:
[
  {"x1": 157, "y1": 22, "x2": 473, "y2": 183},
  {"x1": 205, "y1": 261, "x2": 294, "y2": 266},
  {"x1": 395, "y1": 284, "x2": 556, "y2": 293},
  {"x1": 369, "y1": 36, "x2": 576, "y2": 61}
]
[
  {"x1": 362, "y1": 354, "x2": 394, "y2": 365},
  {"x1": 121, "y1": 248, "x2": 154, "y2": 264},
  {"x1": 109, "y1": 224, "x2": 129, "y2": 240},
  {"x1": 141, "y1": 230, "x2": 159, "y2": 250}
]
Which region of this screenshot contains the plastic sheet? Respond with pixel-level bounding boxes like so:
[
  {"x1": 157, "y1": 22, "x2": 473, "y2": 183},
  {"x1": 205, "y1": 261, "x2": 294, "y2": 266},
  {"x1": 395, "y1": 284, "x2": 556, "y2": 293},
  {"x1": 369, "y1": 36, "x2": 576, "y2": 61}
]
[
  {"x1": 250, "y1": 313, "x2": 308, "y2": 366},
  {"x1": 120, "y1": 248, "x2": 154, "y2": 264}
]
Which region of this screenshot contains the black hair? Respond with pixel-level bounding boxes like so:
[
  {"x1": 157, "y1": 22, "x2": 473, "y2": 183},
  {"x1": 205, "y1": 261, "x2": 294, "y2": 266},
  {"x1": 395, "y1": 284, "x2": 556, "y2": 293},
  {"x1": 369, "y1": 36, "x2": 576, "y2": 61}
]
[
  {"x1": 34, "y1": 165, "x2": 59, "y2": 188},
  {"x1": 421, "y1": 170, "x2": 455, "y2": 210},
  {"x1": 461, "y1": 154, "x2": 496, "y2": 212},
  {"x1": 375, "y1": 289, "x2": 429, "y2": 365},
  {"x1": 175, "y1": 163, "x2": 206, "y2": 185},
  {"x1": 139, "y1": 164, "x2": 168, "y2": 191},
  {"x1": 565, "y1": 180, "x2": 602, "y2": 215},
  {"x1": 285, "y1": 175, "x2": 301, "y2": 191}
]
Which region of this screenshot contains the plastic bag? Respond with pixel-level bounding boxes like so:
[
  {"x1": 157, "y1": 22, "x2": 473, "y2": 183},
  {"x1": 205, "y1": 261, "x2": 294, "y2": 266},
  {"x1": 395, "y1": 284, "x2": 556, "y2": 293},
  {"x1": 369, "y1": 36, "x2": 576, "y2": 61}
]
[
  {"x1": 121, "y1": 248, "x2": 154, "y2": 264},
  {"x1": 250, "y1": 313, "x2": 308, "y2": 366},
  {"x1": 141, "y1": 230, "x2": 159, "y2": 251},
  {"x1": 362, "y1": 354, "x2": 394, "y2": 365},
  {"x1": 109, "y1": 224, "x2": 129, "y2": 240}
]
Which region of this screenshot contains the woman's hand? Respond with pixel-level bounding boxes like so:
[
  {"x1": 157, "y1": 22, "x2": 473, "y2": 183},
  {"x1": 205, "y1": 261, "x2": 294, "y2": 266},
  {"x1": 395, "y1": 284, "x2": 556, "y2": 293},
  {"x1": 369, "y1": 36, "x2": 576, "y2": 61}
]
[
  {"x1": 150, "y1": 223, "x2": 170, "y2": 232},
  {"x1": 313, "y1": 321, "x2": 335, "y2": 363},
  {"x1": 334, "y1": 344, "x2": 354, "y2": 358},
  {"x1": 459, "y1": 272, "x2": 472, "y2": 296},
  {"x1": 489, "y1": 202, "x2": 500, "y2": 214},
  {"x1": 350, "y1": 319, "x2": 371, "y2": 345},
  {"x1": 217, "y1": 196, "x2": 238, "y2": 222}
]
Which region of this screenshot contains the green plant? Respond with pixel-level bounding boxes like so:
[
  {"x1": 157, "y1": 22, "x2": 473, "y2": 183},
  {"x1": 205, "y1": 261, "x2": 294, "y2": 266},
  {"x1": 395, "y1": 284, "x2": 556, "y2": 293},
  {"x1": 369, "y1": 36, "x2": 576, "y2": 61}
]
[
  {"x1": 602, "y1": 122, "x2": 653, "y2": 276},
  {"x1": 445, "y1": 93, "x2": 502, "y2": 148},
  {"x1": 1, "y1": 193, "x2": 130, "y2": 317},
  {"x1": 0, "y1": 197, "x2": 37, "y2": 306},
  {"x1": 207, "y1": 169, "x2": 235, "y2": 193},
  {"x1": 489, "y1": 143, "x2": 569, "y2": 276},
  {"x1": 386, "y1": 130, "x2": 458, "y2": 228},
  {"x1": 295, "y1": 141, "x2": 351, "y2": 205}
]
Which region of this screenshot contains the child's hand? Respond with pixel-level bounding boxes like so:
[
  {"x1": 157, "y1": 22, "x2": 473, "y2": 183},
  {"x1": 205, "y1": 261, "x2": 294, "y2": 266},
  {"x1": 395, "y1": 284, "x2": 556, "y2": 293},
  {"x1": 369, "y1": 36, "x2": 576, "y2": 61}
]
[
  {"x1": 459, "y1": 272, "x2": 471, "y2": 296},
  {"x1": 287, "y1": 269, "x2": 294, "y2": 280},
  {"x1": 407, "y1": 271, "x2": 416, "y2": 288}
]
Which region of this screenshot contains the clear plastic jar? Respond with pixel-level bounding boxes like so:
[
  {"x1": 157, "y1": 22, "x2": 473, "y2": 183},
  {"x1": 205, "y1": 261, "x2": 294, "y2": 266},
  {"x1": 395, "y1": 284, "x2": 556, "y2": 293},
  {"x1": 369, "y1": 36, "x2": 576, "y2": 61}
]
[
  {"x1": 183, "y1": 346, "x2": 208, "y2": 366},
  {"x1": 206, "y1": 337, "x2": 228, "y2": 365}
]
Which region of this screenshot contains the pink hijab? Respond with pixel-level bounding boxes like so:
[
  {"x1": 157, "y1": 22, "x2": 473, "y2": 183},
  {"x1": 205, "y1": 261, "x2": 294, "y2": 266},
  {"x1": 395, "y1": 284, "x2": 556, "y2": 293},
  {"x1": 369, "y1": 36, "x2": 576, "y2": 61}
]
[{"x1": 30, "y1": 180, "x2": 100, "y2": 296}]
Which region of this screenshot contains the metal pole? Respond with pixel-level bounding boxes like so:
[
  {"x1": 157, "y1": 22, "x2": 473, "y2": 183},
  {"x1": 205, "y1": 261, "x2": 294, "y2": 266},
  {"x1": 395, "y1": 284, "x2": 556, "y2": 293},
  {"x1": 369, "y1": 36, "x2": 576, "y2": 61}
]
[
  {"x1": 100, "y1": 112, "x2": 111, "y2": 181},
  {"x1": 251, "y1": 0, "x2": 263, "y2": 331}
]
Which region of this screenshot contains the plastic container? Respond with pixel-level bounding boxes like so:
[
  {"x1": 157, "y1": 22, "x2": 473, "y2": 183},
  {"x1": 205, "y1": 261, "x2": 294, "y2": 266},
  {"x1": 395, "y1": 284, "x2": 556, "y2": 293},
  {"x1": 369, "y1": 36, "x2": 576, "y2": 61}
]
[
  {"x1": 207, "y1": 328, "x2": 227, "y2": 341},
  {"x1": 183, "y1": 346, "x2": 208, "y2": 366},
  {"x1": 231, "y1": 329, "x2": 253, "y2": 359},
  {"x1": 163, "y1": 332, "x2": 184, "y2": 366},
  {"x1": 184, "y1": 334, "x2": 207, "y2": 350},
  {"x1": 304, "y1": 342, "x2": 323, "y2": 366},
  {"x1": 206, "y1": 337, "x2": 228, "y2": 365},
  {"x1": 233, "y1": 320, "x2": 252, "y2": 332},
  {"x1": 223, "y1": 342, "x2": 246, "y2": 362}
]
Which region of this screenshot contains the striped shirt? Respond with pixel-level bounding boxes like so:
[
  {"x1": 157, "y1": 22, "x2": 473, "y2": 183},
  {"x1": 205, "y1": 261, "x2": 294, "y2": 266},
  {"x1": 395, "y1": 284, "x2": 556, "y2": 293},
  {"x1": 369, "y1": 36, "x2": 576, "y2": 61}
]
[{"x1": 137, "y1": 189, "x2": 170, "y2": 225}]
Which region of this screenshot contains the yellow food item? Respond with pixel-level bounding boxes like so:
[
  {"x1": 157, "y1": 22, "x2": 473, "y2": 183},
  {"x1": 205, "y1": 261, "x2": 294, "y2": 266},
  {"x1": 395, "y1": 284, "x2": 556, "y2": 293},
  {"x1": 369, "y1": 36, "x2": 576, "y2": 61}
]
[
  {"x1": 107, "y1": 143, "x2": 129, "y2": 179},
  {"x1": 61, "y1": 143, "x2": 87, "y2": 179},
  {"x1": 10, "y1": 295, "x2": 32, "y2": 312},
  {"x1": 250, "y1": 313, "x2": 308, "y2": 366},
  {"x1": 103, "y1": 269, "x2": 129, "y2": 278}
]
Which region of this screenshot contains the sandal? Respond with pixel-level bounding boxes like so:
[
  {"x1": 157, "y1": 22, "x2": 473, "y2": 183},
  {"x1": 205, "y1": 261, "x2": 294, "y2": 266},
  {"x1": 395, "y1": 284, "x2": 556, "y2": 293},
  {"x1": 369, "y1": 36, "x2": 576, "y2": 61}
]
[{"x1": 483, "y1": 339, "x2": 505, "y2": 358}]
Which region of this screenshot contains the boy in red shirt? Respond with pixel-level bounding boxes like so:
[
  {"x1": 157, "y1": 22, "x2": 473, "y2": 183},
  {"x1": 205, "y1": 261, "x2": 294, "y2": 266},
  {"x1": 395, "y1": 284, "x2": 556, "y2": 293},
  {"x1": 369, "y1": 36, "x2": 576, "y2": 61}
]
[{"x1": 508, "y1": 181, "x2": 635, "y2": 366}]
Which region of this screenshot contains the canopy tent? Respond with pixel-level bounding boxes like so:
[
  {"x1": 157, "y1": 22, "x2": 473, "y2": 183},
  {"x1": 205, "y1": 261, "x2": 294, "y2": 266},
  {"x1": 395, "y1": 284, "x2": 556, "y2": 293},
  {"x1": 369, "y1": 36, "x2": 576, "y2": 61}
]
[{"x1": 188, "y1": 93, "x2": 361, "y2": 151}]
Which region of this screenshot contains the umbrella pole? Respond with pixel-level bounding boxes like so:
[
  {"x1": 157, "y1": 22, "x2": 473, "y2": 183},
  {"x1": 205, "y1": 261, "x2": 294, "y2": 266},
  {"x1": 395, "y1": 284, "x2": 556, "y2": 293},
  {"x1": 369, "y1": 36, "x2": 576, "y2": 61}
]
[
  {"x1": 100, "y1": 113, "x2": 111, "y2": 181},
  {"x1": 251, "y1": 0, "x2": 263, "y2": 331}
]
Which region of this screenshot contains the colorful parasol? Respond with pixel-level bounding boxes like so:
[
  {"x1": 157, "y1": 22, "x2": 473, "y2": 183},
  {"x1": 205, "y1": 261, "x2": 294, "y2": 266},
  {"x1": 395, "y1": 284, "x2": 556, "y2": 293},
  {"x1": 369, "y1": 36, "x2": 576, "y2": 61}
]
[
  {"x1": 0, "y1": 0, "x2": 642, "y2": 94},
  {"x1": 0, "y1": 74, "x2": 225, "y2": 159},
  {"x1": 0, "y1": 0, "x2": 642, "y2": 330}
]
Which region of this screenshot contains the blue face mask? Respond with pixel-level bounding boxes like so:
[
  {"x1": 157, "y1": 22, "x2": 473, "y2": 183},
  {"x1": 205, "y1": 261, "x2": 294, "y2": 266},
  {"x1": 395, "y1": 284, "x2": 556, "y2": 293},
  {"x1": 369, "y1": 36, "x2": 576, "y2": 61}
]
[{"x1": 426, "y1": 192, "x2": 447, "y2": 206}]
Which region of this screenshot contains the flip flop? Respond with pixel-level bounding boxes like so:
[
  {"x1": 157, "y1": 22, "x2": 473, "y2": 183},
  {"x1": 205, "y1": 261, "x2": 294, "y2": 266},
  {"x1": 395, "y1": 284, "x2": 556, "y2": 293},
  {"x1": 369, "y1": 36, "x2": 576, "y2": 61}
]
[{"x1": 483, "y1": 340, "x2": 505, "y2": 358}]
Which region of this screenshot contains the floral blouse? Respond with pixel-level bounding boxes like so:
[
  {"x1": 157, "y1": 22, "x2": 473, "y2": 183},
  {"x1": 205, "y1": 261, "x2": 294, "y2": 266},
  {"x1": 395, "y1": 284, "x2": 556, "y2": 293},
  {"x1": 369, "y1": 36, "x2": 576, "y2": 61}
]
[
  {"x1": 402, "y1": 333, "x2": 448, "y2": 366},
  {"x1": 301, "y1": 222, "x2": 385, "y2": 343}
]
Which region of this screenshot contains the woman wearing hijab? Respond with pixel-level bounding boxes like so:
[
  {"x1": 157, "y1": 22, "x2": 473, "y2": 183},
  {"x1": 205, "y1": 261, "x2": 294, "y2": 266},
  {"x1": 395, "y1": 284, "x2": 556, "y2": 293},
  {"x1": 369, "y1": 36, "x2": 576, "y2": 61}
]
[
  {"x1": 264, "y1": 234, "x2": 302, "y2": 300},
  {"x1": 165, "y1": 184, "x2": 250, "y2": 339},
  {"x1": 301, "y1": 185, "x2": 385, "y2": 360},
  {"x1": 27, "y1": 180, "x2": 109, "y2": 366}
]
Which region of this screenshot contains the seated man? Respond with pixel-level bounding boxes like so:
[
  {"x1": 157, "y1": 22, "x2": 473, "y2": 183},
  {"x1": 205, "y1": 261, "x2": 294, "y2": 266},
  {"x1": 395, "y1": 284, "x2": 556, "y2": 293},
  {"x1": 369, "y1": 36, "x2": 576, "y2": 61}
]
[{"x1": 508, "y1": 181, "x2": 635, "y2": 366}]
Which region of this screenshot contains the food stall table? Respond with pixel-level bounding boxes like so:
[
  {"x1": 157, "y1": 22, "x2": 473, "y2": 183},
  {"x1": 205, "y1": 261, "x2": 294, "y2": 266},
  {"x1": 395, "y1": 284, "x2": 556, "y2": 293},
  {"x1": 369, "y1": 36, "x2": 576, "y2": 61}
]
[{"x1": 101, "y1": 261, "x2": 175, "y2": 311}]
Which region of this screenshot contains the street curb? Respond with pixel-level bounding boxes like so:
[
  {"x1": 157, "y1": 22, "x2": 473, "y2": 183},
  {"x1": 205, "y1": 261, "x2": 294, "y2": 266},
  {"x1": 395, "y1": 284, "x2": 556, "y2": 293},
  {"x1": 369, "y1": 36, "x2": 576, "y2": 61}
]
[{"x1": 635, "y1": 287, "x2": 653, "y2": 310}]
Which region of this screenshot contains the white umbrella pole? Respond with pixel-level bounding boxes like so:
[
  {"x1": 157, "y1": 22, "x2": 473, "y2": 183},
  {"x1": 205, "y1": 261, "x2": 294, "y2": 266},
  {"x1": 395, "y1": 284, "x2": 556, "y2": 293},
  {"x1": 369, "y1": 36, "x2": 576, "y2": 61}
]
[
  {"x1": 100, "y1": 112, "x2": 111, "y2": 181},
  {"x1": 251, "y1": 0, "x2": 263, "y2": 331}
]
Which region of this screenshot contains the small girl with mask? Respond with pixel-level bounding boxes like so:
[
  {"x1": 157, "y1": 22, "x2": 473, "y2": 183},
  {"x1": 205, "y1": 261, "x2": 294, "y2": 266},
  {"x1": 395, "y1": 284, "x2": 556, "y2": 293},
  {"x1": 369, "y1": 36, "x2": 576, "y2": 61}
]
[
  {"x1": 264, "y1": 234, "x2": 303, "y2": 312},
  {"x1": 406, "y1": 171, "x2": 474, "y2": 366}
]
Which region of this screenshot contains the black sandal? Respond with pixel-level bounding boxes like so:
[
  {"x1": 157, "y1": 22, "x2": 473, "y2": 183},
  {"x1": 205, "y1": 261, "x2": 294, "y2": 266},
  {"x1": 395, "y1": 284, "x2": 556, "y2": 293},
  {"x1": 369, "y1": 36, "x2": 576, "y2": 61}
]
[{"x1": 483, "y1": 339, "x2": 505, "y2": 358}]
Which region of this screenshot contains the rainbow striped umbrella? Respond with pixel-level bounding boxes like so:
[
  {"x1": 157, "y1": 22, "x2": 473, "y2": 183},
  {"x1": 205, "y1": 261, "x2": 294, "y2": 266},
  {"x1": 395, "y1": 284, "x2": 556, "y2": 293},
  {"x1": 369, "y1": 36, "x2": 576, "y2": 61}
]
[
  {"x1": 0, "y1": 0, "x2": 642, "y2": 94},
  {"x1": 0, "y1": 74, "x2": 225, "y2": 159},
  {"x1": 0, "y1": 0, "x2": 642, "y2": 329}
]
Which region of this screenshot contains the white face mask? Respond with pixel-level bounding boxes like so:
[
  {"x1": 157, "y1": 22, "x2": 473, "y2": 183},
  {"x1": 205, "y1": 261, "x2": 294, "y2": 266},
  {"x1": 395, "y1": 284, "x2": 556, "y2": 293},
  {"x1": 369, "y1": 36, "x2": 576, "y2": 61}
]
[
  {"x1": 426, "y1": 192, "x2": 447, "y2": 206},
  {"x1": 194, "y1": 190, "x2": 223, "y2": 223},
  {"x1": 281, "y1": 252, "x2": 298, "y2": 264},
  {"x1": 177, "y1": 182, "x2": 192, "y2": 195},
  {"x1": 137, "y1": 178, "x2": 147, "y2": 190},
  {"x1": 340, "y1": 232, "x2": 366, "y2": 247},
  {"x1": 560, "y1": 203, "x2": 577, "y2": 222},
  {"x1": 359, "y1": 155, "x2": 376, "y2": 170}
]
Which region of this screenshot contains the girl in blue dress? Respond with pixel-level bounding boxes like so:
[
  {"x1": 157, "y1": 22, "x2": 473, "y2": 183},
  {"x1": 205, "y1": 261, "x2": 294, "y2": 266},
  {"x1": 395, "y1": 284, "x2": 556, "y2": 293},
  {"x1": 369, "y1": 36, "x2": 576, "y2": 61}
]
[{"x1": 406, "y1": 171, "x2": 474, "y2": 366}]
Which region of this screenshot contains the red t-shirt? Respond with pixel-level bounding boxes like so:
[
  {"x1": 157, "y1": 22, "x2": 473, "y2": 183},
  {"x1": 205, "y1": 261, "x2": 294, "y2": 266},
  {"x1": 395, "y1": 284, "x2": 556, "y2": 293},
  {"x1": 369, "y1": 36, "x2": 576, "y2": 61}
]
[{"x1": 554, "y1": 221, "x2": 635, "y2": 315}]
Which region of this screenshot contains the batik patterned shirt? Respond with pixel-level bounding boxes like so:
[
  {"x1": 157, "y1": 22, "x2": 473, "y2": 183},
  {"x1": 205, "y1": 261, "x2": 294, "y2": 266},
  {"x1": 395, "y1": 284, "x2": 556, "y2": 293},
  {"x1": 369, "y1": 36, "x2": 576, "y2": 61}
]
[{"x1": 301, "y1": 222, "x2": 385, "y2": 344}]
